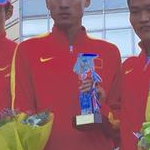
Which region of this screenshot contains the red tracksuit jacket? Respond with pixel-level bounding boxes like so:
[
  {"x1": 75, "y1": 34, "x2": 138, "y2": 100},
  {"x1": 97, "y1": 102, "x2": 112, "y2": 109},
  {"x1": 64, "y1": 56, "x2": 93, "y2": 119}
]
[
  {"x1": 14, "y1": 27, "x2": 121, "y2": 150},
  {"x1": 120, "y1": 49, "x2": 150, "y2": 150},
  {"x1": 0, "y1": 32, "x2": 16, "y2": 110}
]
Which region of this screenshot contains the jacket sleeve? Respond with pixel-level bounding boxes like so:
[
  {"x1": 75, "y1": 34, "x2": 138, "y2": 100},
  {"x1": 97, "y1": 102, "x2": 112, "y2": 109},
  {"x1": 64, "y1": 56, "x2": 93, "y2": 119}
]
[
  {"x1": 11, "y1": 43, "x2": 37, "y2": 114},
  {"x1": 100, "y1": 45, "x2": 122, "y2": 147}
]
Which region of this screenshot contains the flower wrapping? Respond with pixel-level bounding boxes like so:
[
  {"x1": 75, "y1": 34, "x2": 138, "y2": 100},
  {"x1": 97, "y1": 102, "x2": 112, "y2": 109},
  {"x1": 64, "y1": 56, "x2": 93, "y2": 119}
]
[
  {"x1": 136, "y1": 92, "x2": 150, "y2": 150},
  {"x1": 0, "y1": 109, "x2": 54, "y2": 150}
]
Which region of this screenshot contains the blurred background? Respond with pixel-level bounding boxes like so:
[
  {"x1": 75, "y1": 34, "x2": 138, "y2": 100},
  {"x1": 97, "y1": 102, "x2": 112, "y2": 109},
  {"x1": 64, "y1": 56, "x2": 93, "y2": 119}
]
[{"x1": 6, "y1": 0, "x2": 141, "y2": 61}]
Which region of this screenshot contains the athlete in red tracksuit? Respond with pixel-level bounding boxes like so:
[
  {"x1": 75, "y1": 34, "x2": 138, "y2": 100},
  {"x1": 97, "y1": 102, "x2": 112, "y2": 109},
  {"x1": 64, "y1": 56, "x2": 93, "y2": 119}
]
[
  {"x1": 120, "y1": 0, "x2": 150, "y2": 149},
  {"x1": 0, "y1": 0, "x2": 17, "y2": 110},
  {"x1": 13, "y1": 0, "x2": 121, "y2": 149},
  {"x1": 13, "y1": 26, "x2": 121, "y2": 150},
  {"x1": 120, "y1": 48, "x2": 150, "y2": 150}
]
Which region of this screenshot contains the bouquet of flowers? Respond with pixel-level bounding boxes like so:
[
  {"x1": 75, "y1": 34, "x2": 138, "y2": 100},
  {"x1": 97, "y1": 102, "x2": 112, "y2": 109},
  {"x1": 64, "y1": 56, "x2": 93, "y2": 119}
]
[{"x1": 0, "y1": 108, "x2": 54, "y2": 150}]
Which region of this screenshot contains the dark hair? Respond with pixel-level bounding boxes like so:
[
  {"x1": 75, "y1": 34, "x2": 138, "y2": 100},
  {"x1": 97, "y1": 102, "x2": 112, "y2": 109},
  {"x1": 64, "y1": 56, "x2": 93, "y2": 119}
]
[
  {"x1": 5, "y1": 2, "x2": 11, "y2": 12},
  {"x1": 127, "y1": 0, "x2": 130, "y2": 5}
]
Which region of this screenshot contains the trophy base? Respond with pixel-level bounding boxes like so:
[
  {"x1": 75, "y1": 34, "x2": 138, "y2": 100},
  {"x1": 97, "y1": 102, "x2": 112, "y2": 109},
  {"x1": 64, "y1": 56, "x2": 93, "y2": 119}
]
[{"x1": 76, "y1": 113, "x2": 102, "y2": 126}]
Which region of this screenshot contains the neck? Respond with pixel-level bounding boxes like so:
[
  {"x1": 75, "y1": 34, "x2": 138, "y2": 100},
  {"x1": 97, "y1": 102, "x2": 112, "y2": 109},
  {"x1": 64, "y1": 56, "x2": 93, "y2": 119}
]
[
  {"x1": 56, "y1": 23, "x2": 82, "y2": 45},
  {"x1": 66, "y1": 25, "x2": 82, "y2": 45},
  {"x1": 0, "y1": 28, "x2": 5, "y2": 35},
  {"x1": 142, "y1": 40, "x2": 150, "y2": 57},
  {"x1": 146, "y1": 51, "x2": 150, "y2": 57}
]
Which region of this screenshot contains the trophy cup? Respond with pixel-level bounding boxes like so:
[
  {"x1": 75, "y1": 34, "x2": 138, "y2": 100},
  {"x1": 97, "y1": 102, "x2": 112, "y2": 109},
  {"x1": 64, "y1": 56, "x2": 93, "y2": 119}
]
[{"x1": 73, "y1": 53, "x2": 102, "y2": 126}]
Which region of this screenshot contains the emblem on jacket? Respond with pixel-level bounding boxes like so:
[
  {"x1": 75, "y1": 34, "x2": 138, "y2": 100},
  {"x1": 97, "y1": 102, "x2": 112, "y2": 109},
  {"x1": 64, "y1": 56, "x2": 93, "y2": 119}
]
[
  {"x1": 94, "y1": 58, "x2": 103, "y2": 69},
  {"x1": 40, "y1": 57, "x2": 54, "y2": 63},
  {"x1": 125, "y1": 68, "x2": 133, "y2": 75}
]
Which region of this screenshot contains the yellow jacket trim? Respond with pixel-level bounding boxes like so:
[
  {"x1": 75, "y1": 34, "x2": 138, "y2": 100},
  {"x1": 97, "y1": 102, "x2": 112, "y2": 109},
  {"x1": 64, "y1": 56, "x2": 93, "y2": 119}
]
[
  {"x1": 145, "y1": 91, "x2": 150, "y2": 122},
  {"x1": 10, "y1": 45, "x2": 18, "y2": 111}
]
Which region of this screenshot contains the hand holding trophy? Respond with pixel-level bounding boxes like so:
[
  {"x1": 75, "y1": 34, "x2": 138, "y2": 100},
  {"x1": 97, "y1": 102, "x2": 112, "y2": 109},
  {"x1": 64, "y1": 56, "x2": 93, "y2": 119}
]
[{"x1": 73, "y1": 53, "x2": 103, "y2": 126}]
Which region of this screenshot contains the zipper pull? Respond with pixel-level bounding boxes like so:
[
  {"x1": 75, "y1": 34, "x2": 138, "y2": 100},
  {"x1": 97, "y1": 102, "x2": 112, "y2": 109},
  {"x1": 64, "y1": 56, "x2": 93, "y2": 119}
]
[{"x1": 69, "y1": 45, "x2": 73, "y2": 53}]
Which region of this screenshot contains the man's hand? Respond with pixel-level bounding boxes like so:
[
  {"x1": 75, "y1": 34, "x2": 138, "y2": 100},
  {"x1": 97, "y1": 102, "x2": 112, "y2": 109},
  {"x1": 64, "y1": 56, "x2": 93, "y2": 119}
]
[
  {"x1": 108, "y1": 112, "x2": 120, "y2": 130},
  {"x1": 79, "y1": 77, "x2": 105, "y2": 103},
  {"x1": 79, "y1": 78, "x2": 93, "y2": 93}
]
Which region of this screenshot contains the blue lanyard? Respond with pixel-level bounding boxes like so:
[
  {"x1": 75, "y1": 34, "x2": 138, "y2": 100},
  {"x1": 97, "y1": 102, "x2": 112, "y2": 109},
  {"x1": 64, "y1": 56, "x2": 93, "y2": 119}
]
[
  {"x1": 146, "y1": 57, "x2": 150, "y2": 64},
  {"x1": 144, "y1": 57, "x2": 150, "y2": 71}
]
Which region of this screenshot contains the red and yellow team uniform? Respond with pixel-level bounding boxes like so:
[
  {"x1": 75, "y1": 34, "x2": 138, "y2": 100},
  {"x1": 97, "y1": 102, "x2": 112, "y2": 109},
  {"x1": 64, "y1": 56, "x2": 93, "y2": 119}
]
[
  {"x1": 0, "y1": 32, "x2": 16, "y2": 110},
  {"x1": 120, "y1": 48, "x2": 150, "y2": 150},
  {"x1": 13, "y1": 27, "x2": 121, "y2": 150}
]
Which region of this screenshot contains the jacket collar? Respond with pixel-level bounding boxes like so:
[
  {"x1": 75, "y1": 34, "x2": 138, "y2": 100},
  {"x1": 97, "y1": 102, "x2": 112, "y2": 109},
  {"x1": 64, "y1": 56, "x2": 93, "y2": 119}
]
[
  {"x1": 138, "y1": 42, "x2": 150, "y2": 74},
  {"x1": 138, "y1": 41, "x2": 147, "y2": 63},
  {"x1": 50, "y1": 26, "x2": 87, "y2": 47},
  {"x1": 0, "y1": 31, "x2": 6, "y2": 41}
]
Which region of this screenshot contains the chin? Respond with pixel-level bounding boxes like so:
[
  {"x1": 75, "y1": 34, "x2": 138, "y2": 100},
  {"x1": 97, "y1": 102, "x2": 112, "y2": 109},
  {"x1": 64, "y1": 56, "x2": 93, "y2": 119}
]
[
  {"x1": 140, "y1": 37, "x2": 150, "y2": 48},
  {"x1": 58, "y1": 22, "x2": 73, "y2": 28},
  {"x1": 141, "y1": 36, "x2": 150, "y2": 42},
  {"x1": 139, "y1": 31, "x2": 150, "y2": 40}
]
